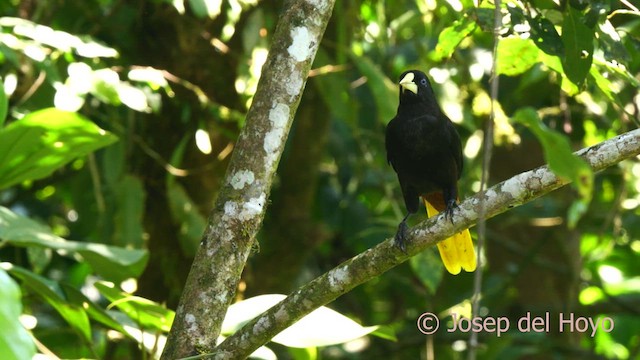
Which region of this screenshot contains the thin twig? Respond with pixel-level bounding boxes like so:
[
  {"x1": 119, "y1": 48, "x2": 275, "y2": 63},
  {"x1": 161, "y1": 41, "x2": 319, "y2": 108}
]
[{"x1": 468, "y1": 1, "x2": 501, "y2": 358}]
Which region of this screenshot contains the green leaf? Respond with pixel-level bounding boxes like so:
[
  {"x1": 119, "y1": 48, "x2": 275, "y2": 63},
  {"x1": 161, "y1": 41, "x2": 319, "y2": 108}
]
[
  {"x1": 528, "y1": 15, "x2": 564, "y2": 56},
  {"x1": 288, "y1": 347, "x2": 317, "y2": 360},
  {"x1": 60, "y1": 283, "x2": 129, "y2": 334},
  {"x1": 351, "y1": 56, "x2": 396, "y2": 124},
  {"x1": 410, "y1": 249, "x2": 444, "y2": 294},
  {"x1": 4, "y1": 264, "x2": 92, "y2": 343},
  {"x1": 430, "y1": 16, "x2": 477, "y2": 62},
  {"x1": 0, "y1": 206, "x2": 148, "y2": 281},
  {"x1": 94, "y1": 281, "x2": 174, "y2": 332},
  {"x1": 590, "y1": 58, "x2": 639, "y2": 108},
  {"x1": 0, "y1": 267, "x2": 36, "y2": 360},
  {"x1": 222, "y1": 294, "x2": 380, "y2": 348},
  {"x1": 561, "y1": 7, "x2": 594, "y2": 86},
  {"x1": 512, "y1": 108, "x2": 593, "y2": 226},
  {"x1": 167, "y1": 181, "x2": 206, "y2": 256},
  {"x1": 113, "y1": 175, "x2": 146, "y2": 248},
  {"x1": 188, "y1": 0, "x2": 222, "y2": 19},
  {"x1": 313, "y1": 49, "x2": 356, "y2": 124},
  {"x1": 0, "y1": 78, "x2": 7, "y2": 127},
  {"x1": 0, "y1": 17, "x2": 118, "y2": 58},
  {"x1": 497, "y1": 37, "x2": 540, "y2": 76},
  {"x1": 597, "y1": 20, "x2": 630, "y2": 63},
  {"x1": 538, "y1": 53, "x2": 580, "y2": 95},
  {"x1": 589, "y1": 66, "x2": 621, "y2": 107},
  {"x1": 0, "y1": 108, "x2": 118, "y2": 189},
  {"x1": 90, "y1": 69, "x2": 121, "y2": 105}
]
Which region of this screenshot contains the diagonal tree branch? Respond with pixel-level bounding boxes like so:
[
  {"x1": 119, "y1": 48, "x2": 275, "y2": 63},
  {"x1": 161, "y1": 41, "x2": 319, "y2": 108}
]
[
  {"x1": 160, "y1": 0, "x2": 336, "y2": 358},
  {"x1": 213, "y1": 128, "x2": 640, "y2": 359}
]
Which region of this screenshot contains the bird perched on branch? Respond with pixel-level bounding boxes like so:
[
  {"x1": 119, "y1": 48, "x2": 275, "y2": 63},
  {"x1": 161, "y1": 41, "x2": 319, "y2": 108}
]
[{"x1": 385, "y1": 70, "x2": 476, "y2": 274}]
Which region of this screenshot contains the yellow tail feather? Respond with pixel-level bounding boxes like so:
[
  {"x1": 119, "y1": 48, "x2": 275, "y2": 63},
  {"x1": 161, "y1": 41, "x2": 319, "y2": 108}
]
[{"x1": 424, "y1": 199, "x2": 476, "y2": 275}]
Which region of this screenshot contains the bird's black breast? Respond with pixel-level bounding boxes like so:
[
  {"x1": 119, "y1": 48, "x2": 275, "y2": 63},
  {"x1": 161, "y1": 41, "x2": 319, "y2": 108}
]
[{"x1": 385, "y1": 112, "x2": 461, "y2": 195}]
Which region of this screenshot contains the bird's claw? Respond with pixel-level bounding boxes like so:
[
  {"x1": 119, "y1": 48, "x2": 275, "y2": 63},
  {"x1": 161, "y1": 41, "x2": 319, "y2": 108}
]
[
  {"x1": 444, "y1": 199, "x2": 458, "y2": 224},
  {"x1": 394, "y1": 221, "x2": 409, "y2": 253}
]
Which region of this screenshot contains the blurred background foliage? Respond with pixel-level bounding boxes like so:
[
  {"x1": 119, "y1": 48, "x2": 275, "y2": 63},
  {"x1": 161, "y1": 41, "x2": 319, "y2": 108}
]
[{"x1": 0, "y1": 0, "x2": 639, "y2": 359}]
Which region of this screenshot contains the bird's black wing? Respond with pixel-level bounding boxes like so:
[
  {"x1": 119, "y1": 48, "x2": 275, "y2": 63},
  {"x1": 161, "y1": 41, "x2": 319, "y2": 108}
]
[
  {"x1": 385, "y1": 117, "x2": 400, "y2": 172},
  {"x1": 444, "y1": 116, "x2": 464, "y2": 180}
]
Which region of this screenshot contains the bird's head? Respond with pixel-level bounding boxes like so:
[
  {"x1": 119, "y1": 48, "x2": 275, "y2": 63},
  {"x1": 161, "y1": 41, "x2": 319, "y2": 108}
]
[{"x1": 398, "y1": 70, "x2": 436, "y2": 105}]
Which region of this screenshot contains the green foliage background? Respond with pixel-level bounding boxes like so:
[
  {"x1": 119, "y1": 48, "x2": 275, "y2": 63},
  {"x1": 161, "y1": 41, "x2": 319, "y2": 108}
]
[{"x1": 0, "y1": 0, "x2": 639, "y2": 358}]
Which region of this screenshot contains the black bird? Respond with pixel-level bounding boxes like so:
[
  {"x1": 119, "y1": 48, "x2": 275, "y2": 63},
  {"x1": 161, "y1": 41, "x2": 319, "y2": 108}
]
[{"x1": 385, "y1": 70, "x2": 476, "y2": 274}]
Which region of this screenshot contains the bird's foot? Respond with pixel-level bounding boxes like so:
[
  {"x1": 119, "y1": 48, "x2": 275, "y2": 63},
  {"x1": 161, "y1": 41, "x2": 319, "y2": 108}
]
[
  {"x1": 444, "y1": 199, "x2": 458, "y2": 224},
  {"x1": 394, "y1": 221, "x2": 409, "y2": 253}
]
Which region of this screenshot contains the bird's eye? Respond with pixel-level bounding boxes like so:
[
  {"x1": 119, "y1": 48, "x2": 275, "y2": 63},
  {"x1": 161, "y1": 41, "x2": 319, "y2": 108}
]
[{"x1": 420, "y1": 78, "x2": 428, "y2": 85}]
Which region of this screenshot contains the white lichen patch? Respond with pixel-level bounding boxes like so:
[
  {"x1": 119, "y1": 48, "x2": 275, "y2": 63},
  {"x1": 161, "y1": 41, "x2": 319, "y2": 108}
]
[
  {"x1": 215, "y1": 290, "x2": 228, "y2": 303},
  {"x1": 185, "y1": 313, "x2": 198, "y2": 332},
  {"x1": 221, "y1": 193, "x2": 266, "y2": 223},
  {"x1": 238, "y1": 193, "x2": 266, "y2": 221},
  {"x1": 254, "y1": 316, "x2": 271, "y2": 333},
  {"x1": 285, "y1": 70, "x2": 303, "y2": 98},
  {"x1": 501, "y1": 176, "x2": 524, "y2": 198},
  {"x1": 307, "y1": 0, "x2": 330, "y2": 11},
  {"x1": 484, "y1": 189, "x2": 497, "y2": 202},
  {"x1": 536, "y1": 167, "x2": 557, "y2": 185},
  {"x1": 328, "y1": 266, "x2": 350, "y2": 289},
  {"x1": 274, "y1": 307, "x2": 289, "y2": 323},
  {"x1": 224, "y1": 201, "x2": 239, "y2": 218},
  {"x1": 230, "y1": 170, "x2": 255, "y2": 190},
  {"x1": 287, "y1": 26, "x2": 313, "y2": 62},
  {"x1": 269, "y1": 103, "x2": 289, "y2": 128},
  {"x1": 264, "y1": 129, "x2": 283, "y2": 154},
  {"x1": 456, "y1": 204, "x2": 475, "y2": 220},
  {"x1": 264, "y1": 103, "x2": 290, "y2": 171}
]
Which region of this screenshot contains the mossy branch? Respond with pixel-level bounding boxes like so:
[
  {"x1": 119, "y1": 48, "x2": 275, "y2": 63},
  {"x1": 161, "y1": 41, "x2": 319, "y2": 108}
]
[
  {"x1": 213, "y1": 129, "x2": 640, "y2": 359},
  {"x1": 160, "y1": 1, "x2": 336, "y2": 358}
]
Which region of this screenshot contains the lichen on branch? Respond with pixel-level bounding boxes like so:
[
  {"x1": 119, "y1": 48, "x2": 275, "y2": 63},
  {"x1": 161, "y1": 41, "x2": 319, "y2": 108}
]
[
  {"x1": 213, "y1": 128, "x2": 640, "y2": 359},
  {"x1": 160, "y1": 1, "x2": 337, "y2": 359}
]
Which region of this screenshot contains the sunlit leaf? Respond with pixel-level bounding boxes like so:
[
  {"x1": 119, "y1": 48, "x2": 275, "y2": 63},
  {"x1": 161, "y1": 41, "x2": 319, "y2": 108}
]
[
  {"x1": 590, "y1": 58, "x2": 639, "y2": 111},
  {"x1": 538, "y1": 52, "x2": 580, "y2": 95},
  {"x1": 431, "y1": 16, "x2": 477, "y2": 62},
  {"x1": 0, "y1": 206, "x2": 148, "y2": 281},
  {"x1": 54, "y1": 83, "x2": 85, "y2": 112},
  {"x1": 594, "y1": 325, "x2": 630, "y2": 359},
  {"x1": 3, "y1": 264, "x2": 92, "y2": 343},
  {"x1": 128, "y1": 67, "x2": 168, "y2": 88},
  {"x1": 60, "y1": 283, "x2": 129, "y2": 334},
  {"x1": 75, "y1": 37, "x2": 119, "y2": 58},
  {"x1": 0, "y1": 267, "x2": 36, "y2": 360},
  {"x1": 91, "y1": 69, "x2": 121, "y2": 104},
  {"x1": 222, "y1": 294, "x2": 379, "y2": 348},
  {"x1": 117, "y1": 83, "x2": 149, "y2": 112},
  {"x1": 597, "y1": 20, "x2": 629, "y2": 62},
  {"x1": 0, "y1": 108, "x2": 118, "y2": 189},
  {"x1": 561, "y1": 7, "x2": 594, "y2": 86},
  {"x1": 274, "y1": 306, "x2": 378, "y2": 348},
  {"x1": 188, "y1": 0, "x2": 222, "y2": 19},
  {"x1": 497, "y1": 37, "x2": 540, "y2": 76},
  {"x1": 0, "y1": 17, "x2": 118, "y2": 58},
  {"x1": 94, "y1": 281, "x2": 174, "y2": 332}
]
